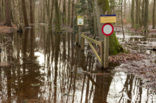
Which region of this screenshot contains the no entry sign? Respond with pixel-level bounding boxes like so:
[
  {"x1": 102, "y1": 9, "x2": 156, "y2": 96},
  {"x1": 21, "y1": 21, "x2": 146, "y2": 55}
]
[{"x1": 102, "y1": 23, "x2": 114, "y2": 36}]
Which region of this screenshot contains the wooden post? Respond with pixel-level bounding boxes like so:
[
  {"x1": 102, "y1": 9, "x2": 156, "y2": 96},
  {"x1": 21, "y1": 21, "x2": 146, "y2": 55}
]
[
  {"x1": 101, "y1": 41, "x2": 104, "y2": 67},
  {"x1": 94, "y1": 0, "x2": 109, "y2": 68},
  {"x1": 81, "y1": 36, "x2": 84, "y2": 50},
  {"x1": 76, "y1": 27, "x2": 80, "y2": 45},
  {"x1": 77, "y1": 16, "x2": 84, "y2": 46},
  {"x1": 103, "y1": 37, "x2": 109, "y2": 68}
]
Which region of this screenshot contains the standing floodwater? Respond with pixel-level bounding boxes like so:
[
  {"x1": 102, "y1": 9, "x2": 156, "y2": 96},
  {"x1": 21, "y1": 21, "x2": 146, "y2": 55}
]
[
  {"x1": 0, "y1": 26, "x2": 155, "y2": 102},
  {"x1": 0, "y1": 0, "x2": 156, "y2": 103}
]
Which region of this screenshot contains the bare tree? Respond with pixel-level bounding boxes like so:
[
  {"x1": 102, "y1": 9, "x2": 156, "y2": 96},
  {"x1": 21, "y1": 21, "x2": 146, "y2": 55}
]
[
  {"x1": 152, "y1": 0, "x2": 156, "y2": 29},
  {"x1": 21, "y1": 0, "x2": 29, "y2": 27},
  {"x1": 144, "y1": 0, "x2": 149, "y2": 32},
  {"x1": 5, "y1": 0, "x2": 11, "y2": 26},
  {"x1": 131, "y1": 0, "x2": 135, "y2": 28}
]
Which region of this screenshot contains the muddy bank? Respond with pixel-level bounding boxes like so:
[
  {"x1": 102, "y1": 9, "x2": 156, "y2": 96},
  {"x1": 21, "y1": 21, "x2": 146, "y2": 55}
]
[
  {"x1": 115, "y1": 31, "x2": 156, "y2": 92},
  {"x1": 109, "y1": 53, "x2": 145, "y2": 65},
  {"x1": 115, "y1": 56, "x2": 156, "y2": 92}
]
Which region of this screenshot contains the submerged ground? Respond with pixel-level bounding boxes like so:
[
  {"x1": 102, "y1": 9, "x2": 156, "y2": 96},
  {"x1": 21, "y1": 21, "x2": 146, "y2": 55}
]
[{"x1": 0, "y1": 25, "x2": 156, "y2": 103}]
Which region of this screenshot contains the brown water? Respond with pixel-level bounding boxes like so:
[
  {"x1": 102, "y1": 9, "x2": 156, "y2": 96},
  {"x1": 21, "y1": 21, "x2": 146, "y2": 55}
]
[{"x1": 0, "y1": 27, "x2": 156, "y2": 103}]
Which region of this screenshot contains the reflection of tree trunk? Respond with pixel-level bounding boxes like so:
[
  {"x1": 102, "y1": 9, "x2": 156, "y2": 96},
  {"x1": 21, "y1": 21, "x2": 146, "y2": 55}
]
[
  {"x1": 54, "y1": 34, "x2": 60, "y2": 103},
  {"x1": 6, "y1": 68, "x2": 11, "y2": 103},
  {"x1": 80, "y1": 76, "x2": 86, "y2": 103},
  {"x1": 127, "y1": 75, "x2": 133, "y2": 103},
  {"x1": 6, "y1": 34, "x2": 13, "y2": 103},
  {"x1": 93, "y1": 74, "x2": 112, "y2": 103},
  {"x1": 62, "y1": 34, "x2": 66, "y2": 61},
  {"x1": 21, "y1": 29, "x2": 40, "y2": 101},
  {"x1": 22, "y1": 30, "x2": 28, "y2": 74},
  {"x1": 139, "y1": 81, "x2": 142, "y2": 103},
  {"x1": 54, "y1": 64, "x2": 58, "y2": 103},
  {"x1": 72, "y1": 66, "x2": 77, "y2": 103},
  {"x1": 85, "y1": 77, "x2": 90, "y2": 103},
  {"x1": 66, "y1": 71, "x2": 73, "y2": 103},
  {"x1": 30, "y1": 0, "x2": 35, "y2": 57},
  {"x1": 118, "y1": 75, "x2": 133, "y2": 103}
]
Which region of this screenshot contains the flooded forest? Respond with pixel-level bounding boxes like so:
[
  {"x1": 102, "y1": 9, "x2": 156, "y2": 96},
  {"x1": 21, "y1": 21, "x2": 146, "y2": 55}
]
[{"x1": 0, "y1": 0, "x2": 156, "y2": 103}]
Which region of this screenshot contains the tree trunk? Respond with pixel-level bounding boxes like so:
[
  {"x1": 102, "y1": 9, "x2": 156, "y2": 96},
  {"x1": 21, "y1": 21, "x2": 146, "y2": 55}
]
[
  {"x1": 71, "y1": 0, "x2": 75, "y2": 27},
  {"x1": 5, "y1": 0, "x2": 11, "y2": 26},
  {"x1": 136, "y1": 0, "x2": 139, "y2": 26},
  {"x1": 124, "y1": 0, "x2": 126, "y2": 18},
  {"x1": 141, "y1": 0, "x2": 145, "y2": 27},
  {"x1": 144, "y1": 0, "x2": 149, "y2": 32},
  {"x1": 21, "y1": 0, "x2": 29, "y2": 27},
  {"x1": 152, "y1": 0, "x2": 156, "y2": 29},
  {"x1": 131, "y1": 0, "x2": 135, "y2": 28},
  {"x1": 121, "y1": 1, "x2": 125, "y2": 39},
  {"x1": 136, "y1": 0, "x2": 141, "y2": 28},
  {"x1": 62, "y1": 0, "x2": 66, "y2": 25},
  {"x1": 93, "y1": 73, "x2": 113, "y2": 103},
  {"x1": 68, "y1": 0, "x2": 71, "y2": 26},
  {"x1": 54, "y1": 0, "x2": 61, "y2": 31},
  {"x1": 30, "y1": 0, "x2": 34, "y2": 26}
]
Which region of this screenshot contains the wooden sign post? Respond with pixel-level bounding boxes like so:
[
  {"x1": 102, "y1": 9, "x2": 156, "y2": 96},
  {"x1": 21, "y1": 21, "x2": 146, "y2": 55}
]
[
  {"x1": 77, "y1": 16, "x2": 84, "y2": 49},
  {"x1": 100, "y1": 14, "x2": 116, "y2": 23},
  {"x1": 100, "y1": 14, "x2": 116, "y2": 68},
  {"x1": 77, "y1": 16, "x2": 84, "y2": 26}
]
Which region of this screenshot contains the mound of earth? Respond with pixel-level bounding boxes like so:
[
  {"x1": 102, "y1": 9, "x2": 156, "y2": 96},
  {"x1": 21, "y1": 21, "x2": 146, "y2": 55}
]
[
  {"x1": 109, "y1": 53, "x2": 145, "y2": 64},
  {"x1": 0, "y1": 25, "x2": 17, "y2": 33}
]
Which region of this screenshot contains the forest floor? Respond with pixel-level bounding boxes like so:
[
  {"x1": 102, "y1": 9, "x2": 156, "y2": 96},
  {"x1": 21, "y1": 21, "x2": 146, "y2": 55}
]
[{"x1": 114, "y1": 30, "x2": 156, "y2": 92}]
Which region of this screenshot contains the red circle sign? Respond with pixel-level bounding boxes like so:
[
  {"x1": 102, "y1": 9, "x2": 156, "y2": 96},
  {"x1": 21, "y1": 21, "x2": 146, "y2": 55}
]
[{"x1": 102, "y1": 23, "x2": 114, "y2": 36}]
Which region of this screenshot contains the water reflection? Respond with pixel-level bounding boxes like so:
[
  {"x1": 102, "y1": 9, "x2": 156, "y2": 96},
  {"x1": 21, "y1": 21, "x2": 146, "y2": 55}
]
[{"x1": 0, "y1": 28, "x2": 156, "y2": 103}]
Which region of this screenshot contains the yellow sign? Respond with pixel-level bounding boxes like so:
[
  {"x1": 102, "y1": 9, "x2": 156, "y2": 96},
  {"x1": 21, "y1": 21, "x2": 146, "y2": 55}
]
[
  {"x1": 100, "y1": 15, "x2": 116, "y2": 23},
  {"x1": 77, "y1": 16, "x2": 84, "y2": 26}
]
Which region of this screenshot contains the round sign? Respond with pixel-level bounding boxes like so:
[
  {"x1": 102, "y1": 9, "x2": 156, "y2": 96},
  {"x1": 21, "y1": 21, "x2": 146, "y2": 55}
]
[{"x1": 102, "y1": 23, "x2": 114, "y2": 36}]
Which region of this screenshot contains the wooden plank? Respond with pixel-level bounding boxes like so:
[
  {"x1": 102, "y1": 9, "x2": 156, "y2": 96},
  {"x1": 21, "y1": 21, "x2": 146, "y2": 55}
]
[
  {"x1": 87, "y1": 41, "x2": 102, "y2": 63},
  {"x1": 81, "y1": 34, "x2": 101, "y2": 46}
]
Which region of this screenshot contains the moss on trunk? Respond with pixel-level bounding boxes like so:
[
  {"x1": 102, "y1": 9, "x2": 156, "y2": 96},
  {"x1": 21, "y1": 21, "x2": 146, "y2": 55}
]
[
  {"x1": 97, "y1": 0, "x2": 110, "y2": 13},
  {"x1": 109, "y1": 33, "x2": 124, "y2": 55}
]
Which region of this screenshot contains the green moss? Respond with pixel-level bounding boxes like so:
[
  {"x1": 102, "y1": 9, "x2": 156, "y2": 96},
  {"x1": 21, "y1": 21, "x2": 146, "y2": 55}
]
[
  {"x1": 97, "y1": 0, "x2": 110, "y2": 13},
  {"x1": 109, "y1": 33, "x2": 124, "y2": 55}
]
